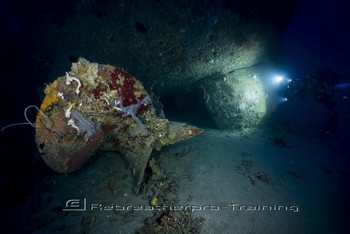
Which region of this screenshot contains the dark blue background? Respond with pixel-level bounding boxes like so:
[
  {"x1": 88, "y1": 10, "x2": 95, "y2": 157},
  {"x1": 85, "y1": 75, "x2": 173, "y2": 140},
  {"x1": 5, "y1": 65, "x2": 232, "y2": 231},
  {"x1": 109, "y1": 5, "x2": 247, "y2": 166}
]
[{"x1": 283, "y1": 0, "x2": 350, "y2": 80}]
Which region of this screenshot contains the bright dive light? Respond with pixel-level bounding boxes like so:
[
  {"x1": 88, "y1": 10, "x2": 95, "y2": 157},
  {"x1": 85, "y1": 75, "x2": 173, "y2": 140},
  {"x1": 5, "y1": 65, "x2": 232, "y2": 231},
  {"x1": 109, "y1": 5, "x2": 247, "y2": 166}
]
[
  {"x1": 272, "y1": 75, "x2": 284, "y2": 84},
  {"x1": 277, "y1": 96, "x2": 288, "y2": 103}
]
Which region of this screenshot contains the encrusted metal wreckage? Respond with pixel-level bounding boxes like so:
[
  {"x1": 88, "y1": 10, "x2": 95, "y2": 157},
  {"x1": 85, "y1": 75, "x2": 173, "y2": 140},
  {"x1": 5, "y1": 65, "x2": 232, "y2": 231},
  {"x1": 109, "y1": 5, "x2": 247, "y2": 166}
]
[{"x1": 35, "y1": 58, "x2": 203, "y2": 185}]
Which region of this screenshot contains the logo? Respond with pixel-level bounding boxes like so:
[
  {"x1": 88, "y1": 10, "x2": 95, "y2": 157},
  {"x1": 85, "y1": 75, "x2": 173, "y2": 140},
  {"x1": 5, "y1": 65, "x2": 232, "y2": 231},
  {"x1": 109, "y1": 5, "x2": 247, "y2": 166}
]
[{"x1": 62, "y1": 198, "x2": 86, "y2": 211}]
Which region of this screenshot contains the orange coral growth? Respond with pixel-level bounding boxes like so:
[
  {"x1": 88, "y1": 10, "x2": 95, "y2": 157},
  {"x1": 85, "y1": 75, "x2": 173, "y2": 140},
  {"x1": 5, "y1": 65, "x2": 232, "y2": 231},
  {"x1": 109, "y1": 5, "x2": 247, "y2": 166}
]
[
  {"x1": 188, "y1": 128, "x2": 203, "y2": 136},
  {"x1": 40, "y1": 80, "x2": 59, "y2": 111}
]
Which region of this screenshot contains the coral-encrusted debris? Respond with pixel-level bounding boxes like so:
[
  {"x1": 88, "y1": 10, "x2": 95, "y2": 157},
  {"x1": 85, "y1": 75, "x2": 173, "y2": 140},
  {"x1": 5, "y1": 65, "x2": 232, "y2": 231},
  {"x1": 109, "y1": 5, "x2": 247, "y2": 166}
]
[{"x1": 35, "y1": 57, "x2": 203, "y2": 184}]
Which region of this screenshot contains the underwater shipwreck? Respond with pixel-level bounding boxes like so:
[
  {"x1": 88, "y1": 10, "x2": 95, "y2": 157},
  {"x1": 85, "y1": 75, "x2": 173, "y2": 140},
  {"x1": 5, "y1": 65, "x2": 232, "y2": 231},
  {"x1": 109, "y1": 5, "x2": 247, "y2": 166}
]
[{"x1": 1, "y1": 0, "x2": 349, "y2": 233}]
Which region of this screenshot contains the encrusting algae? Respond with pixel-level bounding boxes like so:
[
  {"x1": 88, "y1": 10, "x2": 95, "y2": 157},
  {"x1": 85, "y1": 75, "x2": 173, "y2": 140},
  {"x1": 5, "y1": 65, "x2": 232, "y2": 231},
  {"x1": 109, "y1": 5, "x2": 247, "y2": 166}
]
[{"x1": 35, "y1": 58, "x2": 203, "y2": 185}]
